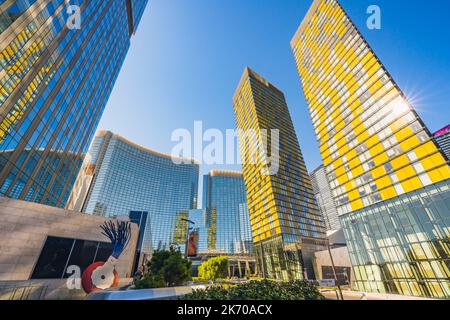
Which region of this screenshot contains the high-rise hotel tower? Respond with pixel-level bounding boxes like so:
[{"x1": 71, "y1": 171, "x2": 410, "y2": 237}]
[
  {"x1": 67, "y1": 130, "x2": 199, "y2": 256},
  {"x1": 292, "y1": 0, "x2": 450, "y2": 298},
  {"x1": 0, "y1": 0, "x2": 148, "y2": 207},
  {"x1": 233, "y1": 67, "x2": 327, "y2": 280}
]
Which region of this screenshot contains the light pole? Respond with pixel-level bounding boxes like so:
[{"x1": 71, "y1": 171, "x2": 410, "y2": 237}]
[
  {"x1": 327, "y1": 240, "x2": 344, "y2": 300},
  {"x1": 181, "y1": 218, "x2": 195, "y2": 258}
]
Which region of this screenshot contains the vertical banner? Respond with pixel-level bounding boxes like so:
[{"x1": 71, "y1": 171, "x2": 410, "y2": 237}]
[{"x1": 188, "y1": 230, "x2": 199, "y2": 257}]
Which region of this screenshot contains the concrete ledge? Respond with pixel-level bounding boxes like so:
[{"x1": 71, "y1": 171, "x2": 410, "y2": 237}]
[{"x1": 86, "y1": 285, "x2": 208, "y2": 300}]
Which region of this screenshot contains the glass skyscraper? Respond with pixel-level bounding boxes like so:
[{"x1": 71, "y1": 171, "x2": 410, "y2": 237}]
[
  {"x1": 233, "y1": 67, "x2": 327, "y2": 280},
  {"x1": 203, "y1": 170, "x2": 253, "y2": 255},
  {"x1": 292, "y1": 0, "x2": 450, "y2": 297},
  {"x1": 129, "y1": 210, "x2": 149, "y2": 273},
  {"x1": 67, "y1": 130, "x2": 199, "y2": 255},
  {"x1": 310, "y1": 165, "x2": 340, "y2": 231},
  {"x1": 187, "y1": 209, "x2": 209, "y2": 254},
  {"x1": 0, "y1": 0, "x2": 148, "y2": 207}
]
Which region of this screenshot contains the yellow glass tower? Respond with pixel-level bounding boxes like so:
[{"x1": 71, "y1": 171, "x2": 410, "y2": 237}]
[
  {"x1": 233, "y1": 67, "x2": 327, "y2": 280},
  {"x1": 291, "y1": 0, "x2": 450, "y2": 298}
]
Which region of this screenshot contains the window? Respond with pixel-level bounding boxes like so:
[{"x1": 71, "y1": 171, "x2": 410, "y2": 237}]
[
  {"x1": 384, "y1": 162, "x2": 394, "y2": 173},
  {"x1": 418, "y1": 173, "x2": 432, "y2": 186},
  {"x1": 31, "y1": 236, "x2": 112, "y2": 279}
]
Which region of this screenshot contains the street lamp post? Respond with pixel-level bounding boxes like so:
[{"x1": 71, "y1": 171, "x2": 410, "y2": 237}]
[{"x1": 327, "y1": 240, "x2": 344, "y2": 300}]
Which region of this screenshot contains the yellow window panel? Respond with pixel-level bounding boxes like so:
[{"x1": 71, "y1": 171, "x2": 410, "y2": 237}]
[
  {"x1": 396, "y1": 166, "x2": 416, "y2": 181},
  {"x1": 371, "y1": 146, "x2": 386, "y2": 162},
  {"x1": 391, "y1": 155, "x2": 409, "y2": 169},
  {"x1": 352, "y1": 165, "x2": 363, "y2": 177},
  {"x1": 351, "y1": 199, "x2": 364, "y2": 211},
  {"x1": 348, "y1": 189, "x2": 359, "y2": 201},
  {"x1": 380, "y1": 186, "x2": 397, "y2": 200},
  {"x1": 375, "y1": 176, "x2": 391, "y2": 190},
  {"x1": 400, "y1": 136, "x2": 420, "y2": 153},
  {"x1": 407, "y1": 177, "x2": 423, "y2": 192},
  {"x1": 344, "y1": 181, "x2": 354, "y2": 192},
  {"x1": 423, "y1": 141, "x2": 439, "y2": 154},
  {"x1": 372, "y1": 166, "x2": 386, "y2": 179},
  {"x1": 395, "y1": 126, "x2": 413, "y2": 141},
  {"x1": 438, "y1": 166, "x2": 450, "y2": 180},
  {"x1": 414, "y1": 143, "x2": 432, "y2": 159},
  {"x1": 333, "y1": 157, "x2": 343, "y2": 168},
  {"x1": 429, "y1": 153, "x2": 447, "y2": 168},
  {"x1": 337, "y1": 174, "x2": 348, "y2": 185},
  {"x1": 421, "y1": 155, "x2": 439, "y2": 171},
  {"x1": 275, "y1": 226, "x2": 282, "y2": 235}
]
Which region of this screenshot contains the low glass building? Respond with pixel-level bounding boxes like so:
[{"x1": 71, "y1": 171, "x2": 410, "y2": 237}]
[{"x1": 67, "y1": 131, "x2": 199, "y2": 255}]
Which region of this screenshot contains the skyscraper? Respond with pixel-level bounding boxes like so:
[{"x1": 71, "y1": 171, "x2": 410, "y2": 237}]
[
  {"x1": 129, "y1": 210, "x2": 149, "y2": 273},
  {"x1": 434, "y1": 125, "x2": 450, "y2": 161},
  {"x1": 310, "y1": 165, "x2": 340, "y2": 231},
  {"x1": 0, "y1": 0, "x2": 148, "y2": 207},
  {"x1": 187, "y1": 209, "x2": 209, "y2": 254},
  {"x1": 292, "y1": 0, "x2": 450, "y2": 297},
  {"x1": 67, "y1": 130, "x2": 199, "y2": 255},
  {"x1": 233, "y1": 67, "x2": 327, "y2": 280},
  {"x1": 203, "y1": 170, "x2": 253, "y2": 255}
]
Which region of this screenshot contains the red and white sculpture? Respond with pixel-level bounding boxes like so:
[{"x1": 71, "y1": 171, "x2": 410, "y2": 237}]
[{"x1": 82, "y1": 220, "x2": 131, "y2": 294}]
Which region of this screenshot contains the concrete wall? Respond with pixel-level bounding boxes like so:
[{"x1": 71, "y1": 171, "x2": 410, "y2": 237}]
[
  {"x1": 0, "y1": 278, "x2": 134, "y2": 300},
  {"x1": 313, "y1": 246, "x2": 355, "y2": 287},
  {"x1": 0, "y1": 197, "x2": 138, "y2": 281}
]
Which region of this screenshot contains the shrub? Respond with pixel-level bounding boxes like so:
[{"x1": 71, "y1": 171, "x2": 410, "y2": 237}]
[
  {"x1": 134, "y1": 274, "x2": 165, "y2": 290},
  {"x1": 183, "y1": 279, "x2": 325, "y2": 300},
  {"x1": 133, "y1": 248, "x2": 192, "y2": 289},
  {"x1": 198, "y1": 256, "x2": 229, "y2": 281}
]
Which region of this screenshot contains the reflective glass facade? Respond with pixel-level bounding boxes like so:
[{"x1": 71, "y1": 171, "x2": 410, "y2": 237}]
[
  {"x1": 233, "y1": 68, "x2": 327, "y2": 280},
  {"x1": 0, "y1": 0, "x2": 148, "y2": 207},
  {"x1": 310, "y1": 165, "x2": 340, "y2": 231},
  {"x1": 434, "y1": 125, "x2": 450, "y2": 161},
  {"x1": 129, "y1": 210, "x2": 148, "y2": 273},
  {"x1": 203, "y1": 170, "x2": 253, "y2": 255},
  {"x1": 67, "y1": 131, "x2": 199, "y2": 255},
  {"x1": 187, "y1": 209, "x2": 209, "y2": 254},
  {"x1": 341, "y1": 180, "x2": 450, "y2": 298},
  {"x1": 292, "y1": 0, "x2": 450, "y2": 297}
]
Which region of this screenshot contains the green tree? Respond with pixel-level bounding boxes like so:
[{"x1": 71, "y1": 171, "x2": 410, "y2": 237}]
[
  {"x1": 134, "y1": 248, "x2": 192, "y2": 289},
  {"x1": 198, "y1": 256, "x2": 229, "y2": 281}
]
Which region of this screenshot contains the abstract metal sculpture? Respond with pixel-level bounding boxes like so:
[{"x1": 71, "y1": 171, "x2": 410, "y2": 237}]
[{"x1": 82, "y1": 220, "x2": 131, "y2": 293}]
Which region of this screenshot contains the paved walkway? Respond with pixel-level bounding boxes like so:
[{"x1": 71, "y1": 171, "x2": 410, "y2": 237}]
[{"x1": 321, "y1": 289, "x2": 435, "y2": 300}]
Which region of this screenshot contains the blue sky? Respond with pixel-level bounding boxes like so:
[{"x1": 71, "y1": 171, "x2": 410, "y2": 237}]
[{"x1": 98, "y1": 0, "x2": 450, "y2": 203}]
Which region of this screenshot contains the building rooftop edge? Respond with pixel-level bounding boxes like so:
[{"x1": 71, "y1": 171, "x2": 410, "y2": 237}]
[
  {"x1": 232, "y1": 67, "x2": 284, "y2": 103},
  {"x1": 309, "y1": 164, "x2": 325, "y2": 175},
  {"x1": 290, "y1": 0, "x2": 322, "y2": 48},
  {"x1": 95, "y1": 130, "x2": 199, "y2": 165},
  {"x1": 209, "y1": 170, "x2": 243, "y2": 178},
  {"x1": 434, "y1": 124, "x2": 450, "y2": 137}
]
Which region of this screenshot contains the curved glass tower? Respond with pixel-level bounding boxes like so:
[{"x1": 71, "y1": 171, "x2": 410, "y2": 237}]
[
  {"x1": 67, "y1": 131, "x2": 199, "y2": 256},
  {"x1": 0, "y1": 0, "x2": 148, "y2": 207}
]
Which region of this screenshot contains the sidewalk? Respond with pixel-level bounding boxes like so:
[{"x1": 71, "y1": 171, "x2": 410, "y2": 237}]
[{"x1": 321, "y1": 289, "x2": 435, "y2": 300}]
